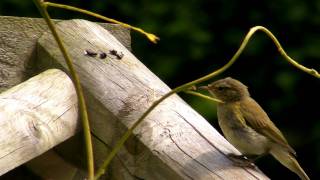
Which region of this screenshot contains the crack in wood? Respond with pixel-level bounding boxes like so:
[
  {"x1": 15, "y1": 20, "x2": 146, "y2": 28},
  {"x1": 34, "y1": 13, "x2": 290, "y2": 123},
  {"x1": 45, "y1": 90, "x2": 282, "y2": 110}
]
[
  {"x1": 162, "y1": 151, "x2": 194, "y2": 180},
  {"x1": 172, "y1": 109, "x2": 261, "y2": 180},
  {"x1": 49, "y1": 104, "x2": 76, "y2": 124},
  {"x1": 0, "y1": 145, "x2": 24, "y2": 160},
  {"x1": 167, "y1": 128, "x2": 224, "y2": 179},
  {"x1": 31, "y1": 99, "x2": 48, "y2": 110}
]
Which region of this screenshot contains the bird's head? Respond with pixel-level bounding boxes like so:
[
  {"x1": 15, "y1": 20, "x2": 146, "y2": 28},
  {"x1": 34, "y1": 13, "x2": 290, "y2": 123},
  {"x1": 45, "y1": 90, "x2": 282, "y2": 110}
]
[{"x1": 199, "y1": 77, "x2": 250, "y2": 102}]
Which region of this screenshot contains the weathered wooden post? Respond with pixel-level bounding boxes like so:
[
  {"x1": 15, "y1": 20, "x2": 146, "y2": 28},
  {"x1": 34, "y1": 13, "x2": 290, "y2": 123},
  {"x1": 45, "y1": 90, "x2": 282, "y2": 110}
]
[
  {"x1": 0, "y1": 69, "x2": 78, "y2": 175},
  {"x1": 0, "y1": 16, "x2": 269, "y2": 179}
]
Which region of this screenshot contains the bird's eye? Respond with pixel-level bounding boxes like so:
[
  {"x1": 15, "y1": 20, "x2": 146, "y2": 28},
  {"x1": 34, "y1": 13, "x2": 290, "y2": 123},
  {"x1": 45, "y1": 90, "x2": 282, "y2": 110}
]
[{"x1": 217, "y1": 86, "x2": 225, "y2": 91}]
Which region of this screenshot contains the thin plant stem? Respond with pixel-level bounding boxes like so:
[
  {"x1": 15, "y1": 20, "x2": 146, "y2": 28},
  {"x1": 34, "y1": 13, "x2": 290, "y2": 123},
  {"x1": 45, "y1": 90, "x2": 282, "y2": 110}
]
[
  {"x1": 32, "y1": 1, "x2": 94, "y2": 179},
  {"x1": 251, "y1": 26, "x2": 319, "y2": 78},
  {"x1": 44, "y1": 2, "x2": 159, "y2": 43},
  {"x1": 184, "y1": 90, "x2": 224, "y2": 103},
  {"x1": 95, "y1": 25, "x2": 319, "y2": 179}
]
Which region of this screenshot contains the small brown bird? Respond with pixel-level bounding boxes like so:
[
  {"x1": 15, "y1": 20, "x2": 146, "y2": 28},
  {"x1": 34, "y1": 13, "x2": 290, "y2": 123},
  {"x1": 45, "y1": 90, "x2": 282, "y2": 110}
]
[{"x1": 199, "y1": 77, "x2": 309, "y2": 180}]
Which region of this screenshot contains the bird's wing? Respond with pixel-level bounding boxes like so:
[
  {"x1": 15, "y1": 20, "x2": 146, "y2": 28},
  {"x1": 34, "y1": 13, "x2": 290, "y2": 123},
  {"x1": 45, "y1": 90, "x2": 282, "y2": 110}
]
[{"x1": 239, "y1": 97, "x2": 296, "y2": 156}]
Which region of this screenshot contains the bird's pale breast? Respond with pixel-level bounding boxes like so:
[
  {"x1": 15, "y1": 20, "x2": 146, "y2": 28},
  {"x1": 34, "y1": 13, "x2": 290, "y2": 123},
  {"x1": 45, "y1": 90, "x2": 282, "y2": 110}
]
[{"x1": 217, "y1": 102, "x2": 271, "y2": 155}]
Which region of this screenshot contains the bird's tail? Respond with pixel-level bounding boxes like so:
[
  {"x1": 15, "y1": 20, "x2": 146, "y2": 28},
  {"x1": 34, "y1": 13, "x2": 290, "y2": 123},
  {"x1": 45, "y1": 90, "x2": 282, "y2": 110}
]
[{"x1": 270, "y1": 147, "x2": 310, "y2": 180}]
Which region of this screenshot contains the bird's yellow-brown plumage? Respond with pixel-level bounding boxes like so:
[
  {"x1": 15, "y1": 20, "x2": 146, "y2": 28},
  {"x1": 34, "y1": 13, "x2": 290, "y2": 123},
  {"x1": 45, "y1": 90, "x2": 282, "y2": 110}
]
[{"x1": 200, "y1": 77, "x2": 309, "y2": 180}]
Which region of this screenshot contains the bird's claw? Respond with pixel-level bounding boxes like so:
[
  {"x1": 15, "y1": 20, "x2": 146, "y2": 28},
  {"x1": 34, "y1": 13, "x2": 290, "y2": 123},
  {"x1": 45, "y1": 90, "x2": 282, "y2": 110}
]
[{"x1": 227, "y1": 153, "x2": 256, "y2": 168}]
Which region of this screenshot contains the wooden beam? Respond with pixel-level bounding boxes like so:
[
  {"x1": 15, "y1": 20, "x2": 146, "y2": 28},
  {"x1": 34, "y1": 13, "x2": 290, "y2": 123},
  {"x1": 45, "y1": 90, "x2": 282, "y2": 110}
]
[
  {"x1": 37, "y1": 19, "x2": 268, "y2": 179},
  {"x1": 0, "y1": 69, "x2": 78, "y2": 175}
]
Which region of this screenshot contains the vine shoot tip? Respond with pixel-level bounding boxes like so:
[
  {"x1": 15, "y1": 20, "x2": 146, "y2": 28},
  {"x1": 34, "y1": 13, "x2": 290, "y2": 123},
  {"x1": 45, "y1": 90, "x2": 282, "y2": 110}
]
[{"x1": 146, "y1": 33, "x2": 160, "y2": 43}]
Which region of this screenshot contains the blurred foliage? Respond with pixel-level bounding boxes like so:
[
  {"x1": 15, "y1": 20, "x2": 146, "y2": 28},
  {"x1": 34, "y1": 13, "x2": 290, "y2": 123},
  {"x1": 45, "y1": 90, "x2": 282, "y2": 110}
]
[{"x1": 0, "y1": 0, "x2": 319, "y2": 179}]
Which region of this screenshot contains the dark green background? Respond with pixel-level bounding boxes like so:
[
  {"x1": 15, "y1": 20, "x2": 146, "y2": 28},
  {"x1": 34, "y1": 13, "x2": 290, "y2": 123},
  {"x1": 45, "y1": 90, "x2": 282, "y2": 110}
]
[{"x1": 0, "y1": 0, "x2": 319, "y2": 179}]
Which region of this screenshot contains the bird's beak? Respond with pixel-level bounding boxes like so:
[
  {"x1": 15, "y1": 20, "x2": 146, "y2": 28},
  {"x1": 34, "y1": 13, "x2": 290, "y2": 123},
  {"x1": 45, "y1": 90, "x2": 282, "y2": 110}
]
[{"x1": 198, "y1": 86, "x2": 209, "y2": 90}]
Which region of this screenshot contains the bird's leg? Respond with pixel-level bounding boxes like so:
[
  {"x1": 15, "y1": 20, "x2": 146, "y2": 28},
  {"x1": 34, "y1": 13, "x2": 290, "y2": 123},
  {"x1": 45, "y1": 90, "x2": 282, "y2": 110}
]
[{"x1": 227, "y1": 153, "x2": 256, "y2": 168}]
